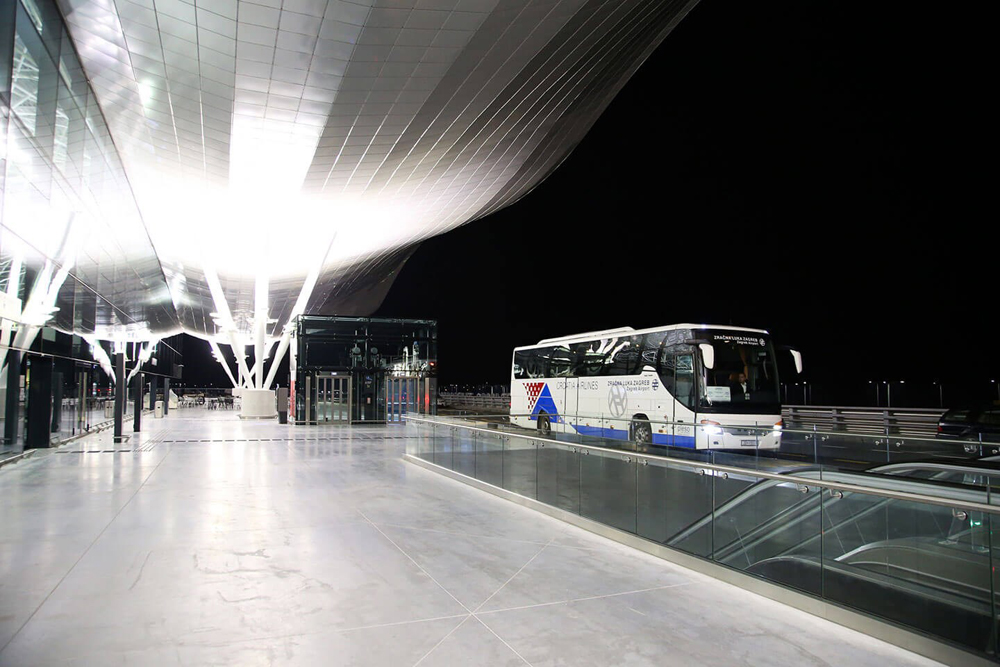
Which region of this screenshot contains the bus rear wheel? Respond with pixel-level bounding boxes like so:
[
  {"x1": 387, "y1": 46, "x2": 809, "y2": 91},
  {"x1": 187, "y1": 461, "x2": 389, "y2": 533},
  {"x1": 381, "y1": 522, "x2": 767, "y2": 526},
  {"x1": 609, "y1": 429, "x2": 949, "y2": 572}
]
[
  {"x1": 538, "y1": 414, "x2": 551, "y2": 437},
  {"x1": 631, "y1": 418, "x2": 652, "y2": 447}
]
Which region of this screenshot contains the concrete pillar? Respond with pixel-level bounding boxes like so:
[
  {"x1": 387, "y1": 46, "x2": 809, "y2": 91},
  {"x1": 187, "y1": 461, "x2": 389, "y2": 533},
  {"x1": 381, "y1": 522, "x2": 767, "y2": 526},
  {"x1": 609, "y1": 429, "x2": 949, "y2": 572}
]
[
  {"x1": 113, "y1": 352, "x2": 125, "y2": 442},
  {"x1": 163, "y1": 378, "x2": 170, "y2": 415}
]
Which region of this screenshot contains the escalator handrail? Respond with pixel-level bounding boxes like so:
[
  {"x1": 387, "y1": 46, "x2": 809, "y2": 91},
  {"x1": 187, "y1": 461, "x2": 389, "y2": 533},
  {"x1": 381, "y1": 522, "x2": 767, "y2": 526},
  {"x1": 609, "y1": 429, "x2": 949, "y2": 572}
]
[
  {"x1": 751, "y1": 554, "x2": 993, "y2": 615},
  {"x1": 869, "y1": 461, "x2": 1000, "y2": 478},
  {"x1": 669, "y1": 467, "x2": 993, "y2": 549}
]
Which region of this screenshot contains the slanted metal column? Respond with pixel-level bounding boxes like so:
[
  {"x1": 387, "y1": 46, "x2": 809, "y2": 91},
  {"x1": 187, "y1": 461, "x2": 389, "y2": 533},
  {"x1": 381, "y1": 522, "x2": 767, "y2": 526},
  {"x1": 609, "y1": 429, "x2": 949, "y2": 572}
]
[
  {"x1": 113, "y1": 352, "x2": 125, "y2": 442},
  {"x1": 133, "y1": 372, "x2": 142, "y2": 432}
]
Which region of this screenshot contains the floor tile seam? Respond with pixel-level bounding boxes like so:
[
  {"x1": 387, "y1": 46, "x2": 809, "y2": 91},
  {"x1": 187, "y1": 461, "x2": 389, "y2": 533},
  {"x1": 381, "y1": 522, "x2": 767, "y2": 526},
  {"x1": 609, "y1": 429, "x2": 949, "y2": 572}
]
[
  {"x1": 358, "y1": 509, "x2": 475, "y2": 615},
  {"x1": 475, "y1": 580, "x2": 698, "y2": 616},
  {"x1": 469, "y1": 613, "x2": 534, "y2": 667},
  {"x1": 472, "y1": 538, "x2": 555, "y2": 614},
  {"x1": 0, "y1": 448, "x2": 173, "y2": 658},
  {"x1": 410, "y1": 615, "x2": 474, "y2": 667}
]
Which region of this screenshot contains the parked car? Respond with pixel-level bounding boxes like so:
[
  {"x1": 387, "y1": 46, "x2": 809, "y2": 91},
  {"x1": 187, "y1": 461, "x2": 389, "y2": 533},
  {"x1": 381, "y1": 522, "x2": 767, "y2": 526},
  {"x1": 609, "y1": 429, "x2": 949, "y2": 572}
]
[{"x1": 936, "y1": 405, "x2": 1000, "y2": 457}]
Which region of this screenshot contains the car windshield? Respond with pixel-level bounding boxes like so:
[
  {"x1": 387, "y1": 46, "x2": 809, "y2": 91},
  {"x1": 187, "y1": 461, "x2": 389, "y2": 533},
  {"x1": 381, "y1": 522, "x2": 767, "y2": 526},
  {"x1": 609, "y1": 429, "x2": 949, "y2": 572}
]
[{"x1": 942, "y1": 409, "x2": 974, "y2": 423}]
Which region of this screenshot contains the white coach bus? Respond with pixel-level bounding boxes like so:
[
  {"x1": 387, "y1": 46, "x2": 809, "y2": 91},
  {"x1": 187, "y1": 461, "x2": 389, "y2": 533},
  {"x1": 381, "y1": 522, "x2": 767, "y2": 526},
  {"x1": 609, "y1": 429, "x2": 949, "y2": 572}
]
[{"x1": 510, "y1": 324, "x2": 802, "y2": 450}]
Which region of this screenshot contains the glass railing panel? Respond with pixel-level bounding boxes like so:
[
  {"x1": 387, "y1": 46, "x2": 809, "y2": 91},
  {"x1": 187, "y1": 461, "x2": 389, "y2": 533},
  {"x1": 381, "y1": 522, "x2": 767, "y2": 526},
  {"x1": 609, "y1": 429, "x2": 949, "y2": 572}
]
[
  {"x1": 451, "y1": 425, "x2": 477, "y2": 478},
  {"x1": 412, "y1": 420, "x2": 435, "y2": 462},
  {"x1": 989, "y1": 485, "x2": 999, "y2": 660},
  {"x1": 503, "y1": 433, "x2": 537, "y2": 499},
  {"x1": 579, "y1": 448, "x2": 637, "y2": 535},
  {"x1": 707, "y1": 463, "x2": 824, "y2": 596},
  {"x1": 637, "y1": 457, "x2": 714, "y2": 557},
  {"x1": 433, "y1": 423, "x2": 454, "y2": 470},
  {"x1": 536, "y1": 441, "x2": 581, "y2": 515},
  {"x1": 821, "y1": 489, "x2": 995, "y2": 657},
  {"x1": 474, "y1": 428, "x2": 503, "y2": 488}
]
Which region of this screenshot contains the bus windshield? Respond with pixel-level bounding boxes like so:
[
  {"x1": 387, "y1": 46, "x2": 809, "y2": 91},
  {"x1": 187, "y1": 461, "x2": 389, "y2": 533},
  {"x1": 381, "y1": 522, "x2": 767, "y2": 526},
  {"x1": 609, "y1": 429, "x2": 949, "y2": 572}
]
[{"x1": 699, "y1": 331, "x2": 780, "y2": 414}]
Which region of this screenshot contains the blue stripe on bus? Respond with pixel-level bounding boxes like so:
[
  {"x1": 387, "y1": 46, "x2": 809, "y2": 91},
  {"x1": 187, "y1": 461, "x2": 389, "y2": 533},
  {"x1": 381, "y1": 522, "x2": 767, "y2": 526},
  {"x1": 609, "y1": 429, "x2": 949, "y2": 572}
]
[
  {"x1": 567, "y1": 424, "x2": 697, "y2": 448},
  {"x1": 571, "y1": 424, "x2": 629, "y2": 440}
]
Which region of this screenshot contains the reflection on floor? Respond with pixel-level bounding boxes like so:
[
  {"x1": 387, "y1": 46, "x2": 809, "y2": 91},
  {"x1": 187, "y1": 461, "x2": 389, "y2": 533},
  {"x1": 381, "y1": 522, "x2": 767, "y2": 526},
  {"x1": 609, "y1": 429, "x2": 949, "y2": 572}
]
[{"x1": 0, "y1": 409, "x2": 943, "y2": 666}]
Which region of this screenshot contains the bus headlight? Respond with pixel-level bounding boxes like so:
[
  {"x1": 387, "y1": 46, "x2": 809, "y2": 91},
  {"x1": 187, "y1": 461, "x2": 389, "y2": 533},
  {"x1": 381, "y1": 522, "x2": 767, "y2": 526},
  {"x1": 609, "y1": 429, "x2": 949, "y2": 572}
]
[
  {"x1": 700, "y1": 420, "x2": 722, "y2": 436},
  {"x1": 773, "y1": 419, "x2": 783, "y2": 436}
]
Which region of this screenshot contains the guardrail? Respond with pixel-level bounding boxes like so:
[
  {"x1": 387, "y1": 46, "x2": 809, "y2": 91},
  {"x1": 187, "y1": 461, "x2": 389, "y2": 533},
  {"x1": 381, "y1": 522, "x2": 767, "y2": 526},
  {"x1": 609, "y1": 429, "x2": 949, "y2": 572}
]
[
  {"x1": 438, "y1": 392, "x2": 509, "y2": 411},
  {"x1": 781, "y1": 405, "x2": 946, "y2": 436}
]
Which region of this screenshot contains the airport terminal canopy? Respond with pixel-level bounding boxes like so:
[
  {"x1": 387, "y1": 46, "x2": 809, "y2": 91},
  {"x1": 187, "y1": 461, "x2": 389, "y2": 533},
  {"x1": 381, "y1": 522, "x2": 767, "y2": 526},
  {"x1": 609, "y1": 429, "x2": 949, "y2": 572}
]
[{"x1": 0, "y1": 0, "x2": 697, "y2": 362}]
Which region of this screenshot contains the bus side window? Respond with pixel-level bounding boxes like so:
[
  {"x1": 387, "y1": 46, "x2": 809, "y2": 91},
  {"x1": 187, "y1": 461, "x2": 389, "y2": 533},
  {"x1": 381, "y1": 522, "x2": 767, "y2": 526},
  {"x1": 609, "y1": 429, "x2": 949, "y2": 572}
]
[
  {"x1": 657, "y1": 352, "x2": 676, "y2": 395},
  {"x1": 572, "y1": 342, "x2": 604, "y2": 377},
  {"x1": 513, "y1": 350, "x2": 529, "y2": 379},
  {"x1": 674, "y1": 354, "x2": 696, "y2": 408},
  {"x1": 641, "y1": 332, "x2": 666, "y2": 370},
  {"x1": 525, "y1": 348, "x2": 548, "y2": 378},
  {"x1": 549, "y1": 346, "x2": 573, "y2": 377},
  {"x1": 604, "y1": 335, "x2": 641, "y2": 376}
]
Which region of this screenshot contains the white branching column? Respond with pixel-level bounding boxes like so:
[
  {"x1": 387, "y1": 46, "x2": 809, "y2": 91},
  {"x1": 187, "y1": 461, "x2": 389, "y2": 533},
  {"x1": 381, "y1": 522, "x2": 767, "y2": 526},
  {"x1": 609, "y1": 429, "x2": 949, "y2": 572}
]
[{"x1": 240, "y1": 273, "x2": 277, "y2": 419}]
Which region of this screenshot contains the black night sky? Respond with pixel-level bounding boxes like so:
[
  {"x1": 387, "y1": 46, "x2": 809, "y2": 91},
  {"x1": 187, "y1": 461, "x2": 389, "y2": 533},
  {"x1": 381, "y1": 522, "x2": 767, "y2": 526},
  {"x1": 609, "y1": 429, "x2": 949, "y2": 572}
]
[{"x1": 190, "y1": 2, "x2": 988, "y2": 406}]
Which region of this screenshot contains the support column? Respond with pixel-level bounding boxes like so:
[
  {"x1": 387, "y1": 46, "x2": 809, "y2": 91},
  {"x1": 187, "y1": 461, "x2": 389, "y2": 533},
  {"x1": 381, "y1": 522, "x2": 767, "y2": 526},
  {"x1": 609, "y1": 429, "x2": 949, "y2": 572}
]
[
  {"x1": 78, "y1": 369, "x2": 88, "y2": 433},
  {"x1": 4, "y1": 351, "x2": 21, "y2": 447},
  {"x1": 133, "y1": 372, "x2": 142, "y2": 432},
  {"x1": 163, "y1": 378, "x2": 170, "y2": 415},
  {"x1": 26, "y1": 356, "x2": 53, "y2": 448},
  {"x1": 149, "y1": 375, "x2": 158, "y2": 411},
  {"x1": 113, "y1": 352, "x2": 125, "y2": 442},
  {"x1": 50, "y1": 372, "x2": 63, "y2": 436}
]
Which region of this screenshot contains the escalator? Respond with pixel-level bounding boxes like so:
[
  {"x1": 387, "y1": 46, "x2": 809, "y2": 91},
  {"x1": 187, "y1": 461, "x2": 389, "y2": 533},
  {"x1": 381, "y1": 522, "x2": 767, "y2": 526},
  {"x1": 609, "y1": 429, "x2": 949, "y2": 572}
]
[{"x1": 664, "y1": 463, "x2": 999, "y2": 654}]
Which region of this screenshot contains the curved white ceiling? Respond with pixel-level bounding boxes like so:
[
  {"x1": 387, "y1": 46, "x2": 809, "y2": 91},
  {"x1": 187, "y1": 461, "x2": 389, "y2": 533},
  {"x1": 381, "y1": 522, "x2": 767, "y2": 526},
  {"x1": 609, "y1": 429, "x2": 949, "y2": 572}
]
[{"x1": 26, "y1": 0, "x2": 699, "y2": 344}]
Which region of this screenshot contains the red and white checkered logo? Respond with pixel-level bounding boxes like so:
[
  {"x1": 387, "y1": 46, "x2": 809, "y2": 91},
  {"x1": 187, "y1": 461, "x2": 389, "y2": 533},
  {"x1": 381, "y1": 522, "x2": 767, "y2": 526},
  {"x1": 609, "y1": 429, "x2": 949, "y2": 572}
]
[{"x1": 525, "y1": 382, "x2": 544, "y2": 411}]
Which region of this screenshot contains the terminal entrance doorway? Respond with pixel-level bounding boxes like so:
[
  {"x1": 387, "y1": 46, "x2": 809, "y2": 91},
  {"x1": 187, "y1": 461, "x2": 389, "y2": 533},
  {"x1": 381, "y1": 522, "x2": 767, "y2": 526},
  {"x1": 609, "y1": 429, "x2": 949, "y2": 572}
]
[
  {"x1": 307, "y1": 374, "x2": 351, "y2": 424},
  {"x1": 386, "y1": 376, "x2": 428, "y2": 422}
]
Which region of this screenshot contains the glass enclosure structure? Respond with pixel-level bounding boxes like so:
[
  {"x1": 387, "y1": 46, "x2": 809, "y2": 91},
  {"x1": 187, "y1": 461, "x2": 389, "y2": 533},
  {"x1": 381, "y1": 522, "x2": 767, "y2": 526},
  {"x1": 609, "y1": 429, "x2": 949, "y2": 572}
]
[{"x1": 293, "y1": 316, "x2": 436, "y2": 424}]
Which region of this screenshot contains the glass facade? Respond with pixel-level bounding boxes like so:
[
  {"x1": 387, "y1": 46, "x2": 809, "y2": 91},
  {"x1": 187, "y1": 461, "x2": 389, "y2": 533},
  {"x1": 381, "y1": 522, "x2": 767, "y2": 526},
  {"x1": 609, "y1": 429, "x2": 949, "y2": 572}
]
[
  {"x1": 0, "y1": 0, "x2": 182, "y2": 457},
  {"x1": 0, "y1": 0, "x2": 180, "y2": 342}
]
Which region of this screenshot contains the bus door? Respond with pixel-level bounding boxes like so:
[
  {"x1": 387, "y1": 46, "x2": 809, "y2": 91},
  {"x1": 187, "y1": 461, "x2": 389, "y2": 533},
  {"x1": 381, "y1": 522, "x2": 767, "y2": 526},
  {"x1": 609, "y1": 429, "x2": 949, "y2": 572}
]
[
  {"x1": 660, "y1": 348, "x2": 697, "y2": 448},
  {"x1": 674, "y1": 352, "x2": 698, "y2": 448}
]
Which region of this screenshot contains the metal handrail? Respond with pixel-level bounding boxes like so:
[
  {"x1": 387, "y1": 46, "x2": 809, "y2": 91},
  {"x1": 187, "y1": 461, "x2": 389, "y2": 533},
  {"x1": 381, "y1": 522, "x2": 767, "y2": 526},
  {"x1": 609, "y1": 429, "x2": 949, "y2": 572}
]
[
  {"x1": 405, "y1": 415, "x2": 1000, "y2": 515},
  {"x1": 497, "y1": 411, "x2": 988, "y2": 447}
]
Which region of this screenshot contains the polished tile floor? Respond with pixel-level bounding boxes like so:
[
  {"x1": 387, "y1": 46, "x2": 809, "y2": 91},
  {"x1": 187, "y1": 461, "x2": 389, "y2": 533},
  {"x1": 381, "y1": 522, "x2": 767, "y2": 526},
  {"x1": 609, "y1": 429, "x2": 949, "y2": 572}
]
[{"x1": 0, "y1": 410, "x2": 943, "y2": 666}]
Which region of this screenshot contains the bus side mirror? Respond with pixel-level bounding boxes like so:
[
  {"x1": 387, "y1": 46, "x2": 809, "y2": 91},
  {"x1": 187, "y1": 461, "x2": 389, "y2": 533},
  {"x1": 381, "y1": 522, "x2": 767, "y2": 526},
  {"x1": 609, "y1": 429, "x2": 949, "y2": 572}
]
[
  {"x1": 698, "y1": 344, "x2": 715, "y2": 370},
  {"x1": 790, "y1": 349, "x2": 803, "y2": 374}
]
